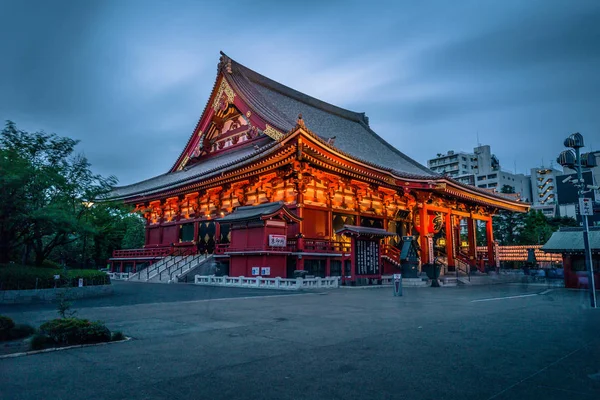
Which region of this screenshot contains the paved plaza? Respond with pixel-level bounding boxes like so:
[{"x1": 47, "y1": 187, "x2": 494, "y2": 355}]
[{"x1": 1, "y1": 282, "x2": 599, "y2": 400}]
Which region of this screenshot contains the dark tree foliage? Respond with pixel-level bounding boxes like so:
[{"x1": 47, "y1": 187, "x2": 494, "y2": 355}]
[{"x1": 0, "y1": 121, "x2": 144, "y2": 266}]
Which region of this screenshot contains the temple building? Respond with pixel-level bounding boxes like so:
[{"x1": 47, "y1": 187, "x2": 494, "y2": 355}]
[{"x1": 108, "y1": 52, "x2": 529, "y2": 283}]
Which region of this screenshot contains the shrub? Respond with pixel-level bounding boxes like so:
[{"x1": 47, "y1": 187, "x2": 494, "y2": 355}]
[
  {"x1": 40, "y1": 260, "x2": 62, "y2": 269},
  {"x1": 0, "y1": 265, "x2": 110, "y2": 290},
  {"x1": 29, "y1": 334, "x2": 48, "y2": 350},
  {"x1": 111, "y1": 331, "x2": 125, "y2": 341},
  {"x1": 10, "y1": 323, "x2": 35, "y2": 340},
  {"x1": 39, "y1": 318, "x2": 111, "y2": 346},
  {"x1": 0, "y1": 315, "x2": 15, "y2": 341}
]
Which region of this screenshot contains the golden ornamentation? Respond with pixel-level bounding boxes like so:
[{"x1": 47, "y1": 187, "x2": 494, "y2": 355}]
[
  {"x1": 246, "y1": 111, "x2": 251, "y2": 118},
  {"x1": 177, "y1": 155, "x2": 189, "y2": 171},
  {"x1": 212, "y1": 79, "x2": 236, "y2": 112},
  {"x1": 263, "y1": 124, "x2": 284, "y2": 141},
  {"x1": 432, "y1": 212, "x2": 444, "y2": 233}
]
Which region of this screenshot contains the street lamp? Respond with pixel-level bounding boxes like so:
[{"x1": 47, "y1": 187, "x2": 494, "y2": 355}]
[{"x1": 557, "y1": 132, "x2": 597, "y2": 308}]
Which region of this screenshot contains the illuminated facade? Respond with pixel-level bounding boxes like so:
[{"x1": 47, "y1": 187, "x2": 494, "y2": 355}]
[{"x1": 109, "y1": 53, "x2": 529, "y2": 279}]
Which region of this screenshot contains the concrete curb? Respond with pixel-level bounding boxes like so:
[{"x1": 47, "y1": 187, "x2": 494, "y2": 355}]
[{"x1": 0, "y1": 337, "x2": 131, "y2": 359}]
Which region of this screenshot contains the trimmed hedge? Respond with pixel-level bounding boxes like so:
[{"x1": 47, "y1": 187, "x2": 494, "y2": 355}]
[
  {"x1": 39, "y1": 318, "x2": 111, "y2": 345},
  {"x1": 0, "y1": 265, "x2": 110, "y2": 290},
  {"x1": 0, "y1": 315, "x2": 15, "y2": 341}
]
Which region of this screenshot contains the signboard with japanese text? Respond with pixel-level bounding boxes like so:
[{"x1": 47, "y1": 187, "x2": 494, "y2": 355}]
[
  {"x1": 580, "y1": 198, "x2": 593, "y2": 216},
  {"x1": 251, "y1": 267, "x2": 260, "y2": 275},
  {"x1": 354, "y1": 239, "x2": 379, "y2": 275},
  {"x1": 261, "y1": 267, "x2": 271, "y2": 276},
  {"x1": 78, "y1": 278, "x2": 84, "y2": 288},
  {"x1": 268, "y1": 234, "x2": 287, "y2": 247}
]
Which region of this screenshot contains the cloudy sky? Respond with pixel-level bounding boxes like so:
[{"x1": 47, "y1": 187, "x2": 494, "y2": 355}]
[{"x1": 1, "y1": 0, "x2": 599, "y2": 185}]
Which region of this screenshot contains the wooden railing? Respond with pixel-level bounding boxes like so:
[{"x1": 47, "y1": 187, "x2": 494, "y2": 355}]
[
  {"x1": 381, "y1": 245, "x2": 401, "y2": 265},
  {"x1": 300, "y1": 239, "x2": 350, "y2": 253},
  {"x1": 112, "y1": 247, "x2": 172, "y2": 258},
  {"x1": 214, "y1": 239, "x2": 351, "y2": 254}
]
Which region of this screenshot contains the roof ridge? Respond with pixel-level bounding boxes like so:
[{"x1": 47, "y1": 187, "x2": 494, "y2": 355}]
[{"x1": 223, "y1": 53, "x2": 369, "y2": 125}]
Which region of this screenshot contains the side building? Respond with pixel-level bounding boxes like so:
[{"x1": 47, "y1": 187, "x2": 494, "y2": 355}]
[
  {"x1": 427, "y1": 145, "x2": 532, "y2": 201},
  {"x1": 529, "y1": 166, "x2": 563, "y2": 217}
]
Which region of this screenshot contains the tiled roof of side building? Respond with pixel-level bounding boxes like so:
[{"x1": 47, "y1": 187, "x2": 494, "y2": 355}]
[
  {"x1": 542, "y1": 227, "x2": 600, "y2": 253},
  {"x1": 224, "y1": 54, "x2": 437, "y2": 178},
  {"x1": 218, "y1": 201, "x2": 288, "y2": 222}
]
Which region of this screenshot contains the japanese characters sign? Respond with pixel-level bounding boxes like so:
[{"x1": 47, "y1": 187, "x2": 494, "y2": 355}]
[
  {"x1": 579, "y1": 198, "x2": 593, "y2": 216},
  {"x1": 268, "y1": 234, "x2": 287, "y2": 247},
  {"x1": 354, "y1": 239, "x2": 380, "y2": 275}
]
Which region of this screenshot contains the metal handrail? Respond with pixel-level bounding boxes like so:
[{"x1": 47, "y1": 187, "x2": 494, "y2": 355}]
[
  {"x1": 157, "y1": 248, "x2": 196, "y2": 280},
  {"x1": 141, "y1": 247, "x2": 188, "y2": 280},
  {"x1": 455, "y1": 258, "x2": 471, "y2": 282},
  {"x1": 170, "y1": 253, "x2": 208, "y2": 281}
]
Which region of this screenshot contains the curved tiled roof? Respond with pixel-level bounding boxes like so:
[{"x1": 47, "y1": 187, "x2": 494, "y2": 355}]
[
  {"x1": 224, "y1": 53, "x2": 436, "y2": 178},
  {"x1": 107, "y1": 52, "x2": 527, "y2": 210},
  {"x1": 109, "y1": 140, "x2": 278, "y2": 200}
]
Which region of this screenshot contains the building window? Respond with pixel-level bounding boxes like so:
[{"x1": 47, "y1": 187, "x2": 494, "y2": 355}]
[
  {"x1": 330, "y1": 260, "x2": 341, "y2": 276},
  {"x1": 477, "y1": 176, "x2": 486, "y2": 181},
  {"x1": 478, "y1": 184, "x2": 487, "y2": 188},
  {"x1": 304, "y1": 259, "x2": 326, "y2": 278},
  {"x1": 462, "y1": 156, "x2": 466, "y2": 161},
  {"x1": 488, "y1": 174, "x2": 497, "y2": 179},
  {"x1": 179, "y1": 223, "x2": 194, "y2": 243}
]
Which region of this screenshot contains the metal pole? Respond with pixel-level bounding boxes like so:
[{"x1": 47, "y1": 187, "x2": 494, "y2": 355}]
[
  {"x1": 575, "y1": 147, "x2": 597, "y2": 308},
  {"x1": 582, "y1": 214, "x2": 597, "y2": 308}
]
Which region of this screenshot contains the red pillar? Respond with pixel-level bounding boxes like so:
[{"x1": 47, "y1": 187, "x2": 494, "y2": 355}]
[
  {"x1": 467, "y1": 217, "x2": 477, "y2": 268},
  {"x1": 445, "y1": 212, "x2": 454, "y2": 268},
  {"x1": 418, "y1": 204, "x2": 429, "y2": 264},
  {"x1": 486, "y1": 217, "x2": 495, "y2": 269},
  {"x1": 144, "y1": 218, "x2": 150, "y2": 247},
  {"x1": 350, "y1": 236, "x2": 356, "y2": 282}
]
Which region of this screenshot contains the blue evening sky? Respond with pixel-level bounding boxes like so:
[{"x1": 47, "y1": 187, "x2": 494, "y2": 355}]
[{"x1": 0, "y1": 0, "x2": 599, "y2": 185}]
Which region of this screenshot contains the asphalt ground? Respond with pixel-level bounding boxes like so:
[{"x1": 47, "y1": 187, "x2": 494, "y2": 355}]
[
  {"x1": 0, "y1": 280, "x2": 296, "y2": 313},
  {"x1": 1, "y1": 282, "x2": 599, "y2": 400}
]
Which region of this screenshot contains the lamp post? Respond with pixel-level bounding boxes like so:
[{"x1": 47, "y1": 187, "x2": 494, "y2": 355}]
[{"x1": 557, "y1": 132, "x2": 597, "y2": 308}]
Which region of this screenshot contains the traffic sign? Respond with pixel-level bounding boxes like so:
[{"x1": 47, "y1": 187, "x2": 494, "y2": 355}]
[{"x1": 579, "y1": 198, "x2": 593, "y2": 216}]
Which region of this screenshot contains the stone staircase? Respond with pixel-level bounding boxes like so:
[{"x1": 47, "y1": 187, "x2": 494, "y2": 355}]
[
  {"x1": 177, "y1": 256, "x2": 218, "y2": 283},
  {"x1": 127, "y1": 256, "x2": 175, "y2": 282}
]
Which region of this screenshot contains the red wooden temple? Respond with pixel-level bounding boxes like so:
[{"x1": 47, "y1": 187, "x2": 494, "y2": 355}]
[{"x1": 107, "y1": 52, "x2": 529, "y2": 282}]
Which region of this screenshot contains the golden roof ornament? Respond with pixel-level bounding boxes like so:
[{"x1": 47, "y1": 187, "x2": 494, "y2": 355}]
[
  {"x1": 296, "y1": 113, "x2": 306, "y2": 129},
  {"x1": 218, "y1": 52, "x2": 233, "y2": 74}
]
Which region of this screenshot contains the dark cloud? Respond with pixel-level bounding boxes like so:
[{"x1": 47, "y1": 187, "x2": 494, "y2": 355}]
[{"x1": 1, "y1": 0, "x2": 599, "y2": 185}]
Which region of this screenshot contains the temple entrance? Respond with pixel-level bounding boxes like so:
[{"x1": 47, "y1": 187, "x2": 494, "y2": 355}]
[{"x1": 198, "y1": 221, "x2": 216, "y2": 254}]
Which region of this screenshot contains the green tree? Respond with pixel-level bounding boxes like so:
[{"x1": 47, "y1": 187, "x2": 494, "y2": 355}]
[
  {"x1": 518, "y1": 210, "x2": 554, "y2": 245},
  {"x1": 0, "y1": 121, "x2": 117, "y2": 265},
  {"x1": 121, "y1": 214, "x2": 146, "y2": 249},
  {"x1": 492, "y1": 185, "x2": 525, "y2": 245}
]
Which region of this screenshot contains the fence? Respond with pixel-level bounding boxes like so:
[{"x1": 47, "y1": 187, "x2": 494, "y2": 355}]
[
  {"x1": 108, "y1": 272, "x2": 131, "y2": 280},
  {"x1": 194, "y1": 275, "x2": 339, "y2": 290}
]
